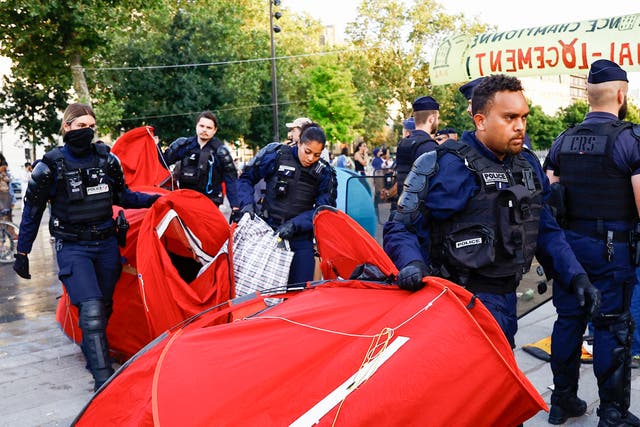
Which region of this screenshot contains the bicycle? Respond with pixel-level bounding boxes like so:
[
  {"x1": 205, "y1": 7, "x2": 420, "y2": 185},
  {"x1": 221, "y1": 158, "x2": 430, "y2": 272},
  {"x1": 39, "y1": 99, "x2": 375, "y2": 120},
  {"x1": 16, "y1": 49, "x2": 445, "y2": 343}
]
[{"x1": 0, "y1": 208, "x2": 19, "y2": 264}]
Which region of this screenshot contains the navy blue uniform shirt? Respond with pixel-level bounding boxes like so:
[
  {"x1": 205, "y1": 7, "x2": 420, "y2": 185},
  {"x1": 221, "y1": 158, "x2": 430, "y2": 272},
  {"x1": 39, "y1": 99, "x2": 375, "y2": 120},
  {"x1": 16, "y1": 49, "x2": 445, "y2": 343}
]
[{"x1": 383, "y1": 130, "x2": 586, "y2": 287}]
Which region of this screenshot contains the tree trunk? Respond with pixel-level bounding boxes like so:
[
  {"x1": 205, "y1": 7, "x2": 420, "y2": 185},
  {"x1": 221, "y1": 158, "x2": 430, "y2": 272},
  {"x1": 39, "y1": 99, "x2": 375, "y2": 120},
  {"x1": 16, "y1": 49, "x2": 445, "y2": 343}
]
[{"x1": 70, "y1": 54, "x2": 92, "y2": 106}]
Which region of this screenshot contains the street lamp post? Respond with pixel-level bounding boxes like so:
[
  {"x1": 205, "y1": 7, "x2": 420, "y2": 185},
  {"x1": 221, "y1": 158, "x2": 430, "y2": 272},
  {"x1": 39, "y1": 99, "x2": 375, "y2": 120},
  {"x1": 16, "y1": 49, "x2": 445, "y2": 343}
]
[{"x1": 269, "y1": 0, "x2": 281, "y2": 142}]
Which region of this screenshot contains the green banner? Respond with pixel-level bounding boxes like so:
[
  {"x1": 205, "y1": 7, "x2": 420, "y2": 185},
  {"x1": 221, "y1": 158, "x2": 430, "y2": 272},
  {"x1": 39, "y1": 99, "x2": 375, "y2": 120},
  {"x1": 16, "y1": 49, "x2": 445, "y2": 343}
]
[{"x1": 431, "y1": 13, "x2": 640, "y2": 85}]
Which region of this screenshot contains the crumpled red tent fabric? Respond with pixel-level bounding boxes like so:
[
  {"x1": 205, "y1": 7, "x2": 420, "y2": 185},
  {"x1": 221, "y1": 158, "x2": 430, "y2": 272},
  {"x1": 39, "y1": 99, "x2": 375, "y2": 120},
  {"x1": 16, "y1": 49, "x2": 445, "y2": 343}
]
[
  {"x1": 111, "y1": 126, "x2": 171, "y2": 189},
  {"x1": 73, "y1": 208, "x2": 547, "y2": 426},
  {"x1": 136, "y1": 189, "x2": 233, "y2": 337}
]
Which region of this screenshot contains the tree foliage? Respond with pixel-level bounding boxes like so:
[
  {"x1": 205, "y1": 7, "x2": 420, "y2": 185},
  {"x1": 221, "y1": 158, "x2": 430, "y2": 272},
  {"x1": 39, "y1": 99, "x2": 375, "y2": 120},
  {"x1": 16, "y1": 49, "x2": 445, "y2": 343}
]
[{"x1": 303, "y1": 59, "x2": 364, "y2": 146}]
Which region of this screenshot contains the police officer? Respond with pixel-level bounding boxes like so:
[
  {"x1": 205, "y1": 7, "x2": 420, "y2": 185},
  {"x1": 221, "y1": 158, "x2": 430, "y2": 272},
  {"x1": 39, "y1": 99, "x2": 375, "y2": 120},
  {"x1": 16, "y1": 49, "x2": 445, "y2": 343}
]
[
  {"x1": 461, "y1": 77, "x2": 532, "y2": 150},
  {"x1": 162, "y1": 111, "x2": 239, "y2": 211},
  {"x1": 12, "y1": 103, "x2": 160, "y2": 391},
  {"x1": 383, "y1": 75, "x2": 596, "y2": 357},
  {"x1": 395, "y1": 96, "x2": 439, "y2": 200},
  {"x1": 236, "y1": 123, "x2": 337, "y2": 286},
  {"x1": 401, "y1": 117, "x2": 415, "y2": 138},
  {"x1": 545, "y1": 60, "x2": 640, "y2": 426}
]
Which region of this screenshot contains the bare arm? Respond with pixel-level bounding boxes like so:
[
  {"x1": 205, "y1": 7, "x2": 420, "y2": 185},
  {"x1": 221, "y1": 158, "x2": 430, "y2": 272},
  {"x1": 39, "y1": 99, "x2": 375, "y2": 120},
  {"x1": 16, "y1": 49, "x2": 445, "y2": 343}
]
[{"x1": 631, "y1": 174, "x2": 640, "y2": 216}]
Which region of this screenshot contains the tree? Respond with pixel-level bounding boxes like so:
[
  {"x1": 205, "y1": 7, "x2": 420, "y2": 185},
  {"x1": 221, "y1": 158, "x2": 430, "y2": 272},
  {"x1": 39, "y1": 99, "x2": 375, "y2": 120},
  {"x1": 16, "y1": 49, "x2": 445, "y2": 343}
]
[
  {"x1": 525, "y1": 104, "x2": 565, "y2": 150},
  {"x1": 303, "y1": 59, "x2": 364, "y2": 146},
  {"x1": 558, "y1": 100, "x2": 589, "y2": 129},
  {"x1": 0, "y1": 0, "x2": 157, "y2": 147},
  {"x1": 345, "y1": 0, "x2": 488, "y2": 142}
]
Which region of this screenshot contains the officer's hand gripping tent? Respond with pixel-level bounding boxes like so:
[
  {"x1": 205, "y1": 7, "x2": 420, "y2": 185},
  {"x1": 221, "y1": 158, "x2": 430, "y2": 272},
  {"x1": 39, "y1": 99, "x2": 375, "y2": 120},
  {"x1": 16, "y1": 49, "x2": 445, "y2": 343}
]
[{"x1": 72, "y1": 206, "x2": 547, "y2": 426}]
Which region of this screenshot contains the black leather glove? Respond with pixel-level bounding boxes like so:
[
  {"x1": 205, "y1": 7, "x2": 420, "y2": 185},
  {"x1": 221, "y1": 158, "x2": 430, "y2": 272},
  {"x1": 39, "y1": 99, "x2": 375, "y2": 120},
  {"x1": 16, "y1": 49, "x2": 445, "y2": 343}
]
[
  {"x1": 571, "y1": 274, "x2": 601, "y2": 316},
  {"x1": 276, "y1": 221, "x2": 296, "y2": 240},
  {"x1": 13, "y1": 253, "x2": 31, "y2": 279},
  {"x1": 396, "y1": 260, "x2": 429, "y2": 291},
  {"x1": 240, "y1": 204, "x2": 255, "y2": 221}
]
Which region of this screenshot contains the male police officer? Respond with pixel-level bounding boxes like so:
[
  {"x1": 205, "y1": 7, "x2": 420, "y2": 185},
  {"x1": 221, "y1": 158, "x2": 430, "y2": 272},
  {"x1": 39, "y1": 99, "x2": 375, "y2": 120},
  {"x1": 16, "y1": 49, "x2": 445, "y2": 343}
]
[
  {"x1": 545, "y1": 60, "x2": 640, "y2": 426},
  {"x1": 162, "y1": 111, "x2": 239, "y2": 210},
  {"x1": 395, "y1": 96, "x2": 439, "y2": 200},
  {"x1": 13, "y1": 103, "x2": 160, "y2": 390},
  {"x1": 383, "y1": 75, "x2": 596, "y2": 360}
]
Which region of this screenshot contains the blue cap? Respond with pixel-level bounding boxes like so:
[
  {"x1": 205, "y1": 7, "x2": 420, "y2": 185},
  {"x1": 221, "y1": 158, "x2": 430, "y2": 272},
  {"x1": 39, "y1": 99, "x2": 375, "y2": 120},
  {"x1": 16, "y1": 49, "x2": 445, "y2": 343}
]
[
  {"x1": 402, "y1": 117, "x2": 415, "y2": 131},
  {"x1": 459, "y1": 77, "x2": 485, "y2": 101},
  {"x1": 588, "y1": 60, "x2": 628, "y2": 84},
  {"x1": 373, "y1": 147, "x2": 380, "y2": 156},
  {"x1": 412, "y1": 96, "x2": 439, "y2": 112}
]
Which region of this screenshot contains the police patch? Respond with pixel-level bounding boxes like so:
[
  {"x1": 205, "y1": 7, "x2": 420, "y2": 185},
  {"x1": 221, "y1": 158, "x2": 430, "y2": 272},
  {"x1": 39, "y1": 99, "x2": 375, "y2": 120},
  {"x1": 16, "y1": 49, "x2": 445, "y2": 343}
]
[
  {"x1": 481, "y1": 172, "x2": 509, "y2": 186},
  {"x1": 455, "y1": 237, "x2": 483, "y2": 249},
  {"x1": 86, "y1": 183, "x2": 109, "y2": 195}
]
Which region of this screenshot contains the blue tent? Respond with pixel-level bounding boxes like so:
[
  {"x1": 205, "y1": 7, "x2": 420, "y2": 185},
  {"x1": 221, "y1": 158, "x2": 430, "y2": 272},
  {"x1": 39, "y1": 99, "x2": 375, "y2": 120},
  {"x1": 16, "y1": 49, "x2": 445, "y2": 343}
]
[{"x1": 335, "y1": 168, "x2": 377, "y2": 236}]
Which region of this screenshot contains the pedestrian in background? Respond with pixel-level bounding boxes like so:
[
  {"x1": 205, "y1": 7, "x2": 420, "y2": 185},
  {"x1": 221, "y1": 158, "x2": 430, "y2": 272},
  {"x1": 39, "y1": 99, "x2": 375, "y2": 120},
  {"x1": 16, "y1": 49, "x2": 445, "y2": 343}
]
[
  {"x1": 353, "y1": 141, "x2": 369, "y2": 176},
  {"x1": 544, "y1": 60, "x2": 640, "y2": 426},
  {"x1": 235, "y1": 122, "x2": 337, "y2": 285},
  {"x1": 13, "y1": 103, "x2": 160, "y2": 391}
]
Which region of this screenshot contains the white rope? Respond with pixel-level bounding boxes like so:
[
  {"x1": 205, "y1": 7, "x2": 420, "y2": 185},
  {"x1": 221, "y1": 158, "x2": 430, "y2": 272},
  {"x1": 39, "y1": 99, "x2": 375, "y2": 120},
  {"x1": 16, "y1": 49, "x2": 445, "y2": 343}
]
[{"x1": 244, "y1": 287, "x2": 449, "y2": 338}]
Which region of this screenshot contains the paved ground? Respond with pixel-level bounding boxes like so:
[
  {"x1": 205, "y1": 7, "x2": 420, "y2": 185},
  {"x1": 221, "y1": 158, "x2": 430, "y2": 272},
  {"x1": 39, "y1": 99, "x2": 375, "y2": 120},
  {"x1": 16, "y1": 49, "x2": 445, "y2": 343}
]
[{"x1": 0, "y1": 207, "x2": 638, "y2": 426}]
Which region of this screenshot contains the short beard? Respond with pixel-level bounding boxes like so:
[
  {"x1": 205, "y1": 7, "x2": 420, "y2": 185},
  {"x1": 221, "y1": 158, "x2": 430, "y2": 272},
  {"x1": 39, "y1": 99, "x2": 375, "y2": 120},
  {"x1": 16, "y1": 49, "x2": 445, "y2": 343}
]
[{"x1": 618, "y1": 96, "x2": 628, "y2": 120}]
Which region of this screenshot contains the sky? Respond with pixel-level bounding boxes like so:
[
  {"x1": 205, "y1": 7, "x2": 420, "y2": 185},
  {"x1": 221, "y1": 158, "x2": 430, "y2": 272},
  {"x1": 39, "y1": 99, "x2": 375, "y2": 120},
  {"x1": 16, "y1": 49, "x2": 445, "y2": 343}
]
[{"x1": 288, "y1": 0, "x2": 640, "y2": 88}]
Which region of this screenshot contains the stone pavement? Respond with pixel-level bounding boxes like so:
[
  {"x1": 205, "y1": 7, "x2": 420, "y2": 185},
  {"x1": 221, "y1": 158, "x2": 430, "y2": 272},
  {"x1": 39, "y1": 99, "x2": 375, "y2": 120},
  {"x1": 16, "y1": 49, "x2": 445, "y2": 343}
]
[{"x1": 0, "y1": 207, "x2": 638, "y2": 426}]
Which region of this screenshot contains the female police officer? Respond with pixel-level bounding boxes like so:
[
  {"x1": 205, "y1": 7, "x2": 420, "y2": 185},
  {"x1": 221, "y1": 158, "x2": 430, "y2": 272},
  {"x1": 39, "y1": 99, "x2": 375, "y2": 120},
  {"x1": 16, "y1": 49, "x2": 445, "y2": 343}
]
[
  {"x1": 235, "y1": 122, "x2": 337, "y2": 286},
  {"x1": 13, "y1": 103, "x2": 160, "y2": 391}
]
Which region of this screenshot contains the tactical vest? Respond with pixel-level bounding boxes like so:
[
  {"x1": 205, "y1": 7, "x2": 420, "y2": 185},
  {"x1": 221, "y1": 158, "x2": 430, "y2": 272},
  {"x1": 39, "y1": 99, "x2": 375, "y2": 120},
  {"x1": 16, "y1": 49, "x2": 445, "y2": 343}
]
[
  {"x1": 45, "y1": 145, "x2": 114, "y2": 236},
  {"x1": 263, "y1": 145, "x2": 324, "y2": 224},
  {"x1": 395, "y1": 133, "x2": 436, "y2": 196},
  {"x1": 557, "y1": 121, "x2": 636, "y2": 222},
  {"x1": 177, "y1": 140, "x2": 222, "y2": 198},
  {"x1": 430, "y1": 141, "x2": 543, "y2": 288}
]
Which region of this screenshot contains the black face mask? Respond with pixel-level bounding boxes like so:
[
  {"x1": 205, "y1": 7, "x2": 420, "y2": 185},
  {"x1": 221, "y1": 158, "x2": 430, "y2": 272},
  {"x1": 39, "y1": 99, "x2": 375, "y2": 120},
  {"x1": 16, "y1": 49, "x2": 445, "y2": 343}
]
[{"x1": 64, "y1": 128, "x2": 94, "y2": 156}]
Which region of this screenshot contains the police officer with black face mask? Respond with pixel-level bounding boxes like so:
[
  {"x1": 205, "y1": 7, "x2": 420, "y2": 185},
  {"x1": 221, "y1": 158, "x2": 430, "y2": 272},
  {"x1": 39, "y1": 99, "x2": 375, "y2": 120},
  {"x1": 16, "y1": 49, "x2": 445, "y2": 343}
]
[
  {"x1": 13, "y1": 103, "x2": 160, "y2": 391},
  {"x1": 162, "y1": 111, "x2": 239, "y2": 215},
  {"x1": 545, "y1": 60, "x2": 640, "y2": 427}
]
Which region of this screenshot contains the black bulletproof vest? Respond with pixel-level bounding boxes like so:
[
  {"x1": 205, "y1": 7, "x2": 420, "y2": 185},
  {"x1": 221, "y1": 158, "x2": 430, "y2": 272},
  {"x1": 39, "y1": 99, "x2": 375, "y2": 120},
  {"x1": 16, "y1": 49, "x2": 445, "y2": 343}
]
[
  {"x1": 395, "y1": 133, "x2": 436, "y2": 197},
  {"x1": 46, "y1": 146, "x2": 113, "y2": 226},
  {"x1": 264, "y1": 146, "x2": 323, "y2": 224},
  {"x1": 431, "y1": 141, "x2": 543, "y2": 285},
  {"x1": 178, "y1": 140, "x2": 222, "y2": 195},
  {"x1": 557, "y1": 121, "x2": 636, "y2": 221}
]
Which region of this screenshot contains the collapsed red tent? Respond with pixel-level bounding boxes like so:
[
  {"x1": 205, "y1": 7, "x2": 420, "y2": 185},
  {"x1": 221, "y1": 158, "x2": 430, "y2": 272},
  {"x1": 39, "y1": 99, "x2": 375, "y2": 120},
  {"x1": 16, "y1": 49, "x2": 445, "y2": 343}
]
[
  {"x1": 73, "y1": 208, "x2": 547, "y2": 426},
  {"x1": 56, "y1": 127, "x2": 233, "y2": 361}
]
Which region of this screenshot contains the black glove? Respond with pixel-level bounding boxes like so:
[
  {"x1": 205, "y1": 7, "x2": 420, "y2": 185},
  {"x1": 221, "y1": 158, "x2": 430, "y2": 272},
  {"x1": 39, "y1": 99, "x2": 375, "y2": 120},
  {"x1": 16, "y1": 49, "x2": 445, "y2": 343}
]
[
  {"x1": 571, "y1": 274, "x2": 600, "y2": 316},
  {"x1": 276, "y1": 221, "x2": 296, "y2": 240},
  {"x1": 396, "y1": 260, "x2": 429, "y2": 291},
  {"x1": 240, "y1": 204, "x2": 255, "y2": 221},
  {"x1": 13, "y1": 253, "x2": 31, "y2": 279}
]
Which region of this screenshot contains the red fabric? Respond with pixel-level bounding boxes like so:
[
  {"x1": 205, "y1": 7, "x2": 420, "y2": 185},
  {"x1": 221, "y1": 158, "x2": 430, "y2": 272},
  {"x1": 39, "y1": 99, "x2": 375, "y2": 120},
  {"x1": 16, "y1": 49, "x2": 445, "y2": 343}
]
[
  {"x1": 75, "y1": 279, "x2": 546, "y2": 426},
  {"x1": 136, "y1": 189, "x2": 234, "y2": 338},
  {"x1": 314, "y1": 207, "x2": 399, "y2": 279},
  {"x1": 111, "y1": 126, "x2": 170, "y2": 188}
]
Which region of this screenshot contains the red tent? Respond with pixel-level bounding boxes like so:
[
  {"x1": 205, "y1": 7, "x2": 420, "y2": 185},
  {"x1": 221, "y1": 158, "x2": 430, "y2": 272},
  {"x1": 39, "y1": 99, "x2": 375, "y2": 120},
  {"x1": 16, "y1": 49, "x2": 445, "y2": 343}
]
[
  {"x1": 111, "y1": 126, "x2": 171, "y2": 189},
  {"x1": 56, "y1": 127, "x2": 233, "y2": 361},
  {"x1": 72, "y1": 208, "x2": 547, "y2": 426}
]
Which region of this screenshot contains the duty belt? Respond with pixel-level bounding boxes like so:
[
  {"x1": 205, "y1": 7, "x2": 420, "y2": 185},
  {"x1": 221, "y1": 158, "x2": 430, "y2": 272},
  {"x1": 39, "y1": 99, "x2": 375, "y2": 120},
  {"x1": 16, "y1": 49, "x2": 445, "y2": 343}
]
[
  {"x1": 52, "y1": 223, "x2": 116, "y2": 241},
  {"x1": 565, "y1": 221, "x2": 631, "y2": 243}
]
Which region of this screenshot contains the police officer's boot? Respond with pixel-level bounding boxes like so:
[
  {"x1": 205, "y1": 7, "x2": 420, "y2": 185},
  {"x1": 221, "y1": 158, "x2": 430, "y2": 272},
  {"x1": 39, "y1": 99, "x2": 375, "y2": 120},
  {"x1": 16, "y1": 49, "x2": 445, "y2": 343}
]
[
  {"x1": 597, "y1": 404, "x2": 640, "y2": 427},
  {"x1": 596, "y1": 312, "x2": 639, "y2": 427},
  {"x1": 548, "y1": 386, "x2": 587, "y2": 425},
  {"x1": 79, "y1": 299, "x2": 114, "y2": 391}
]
